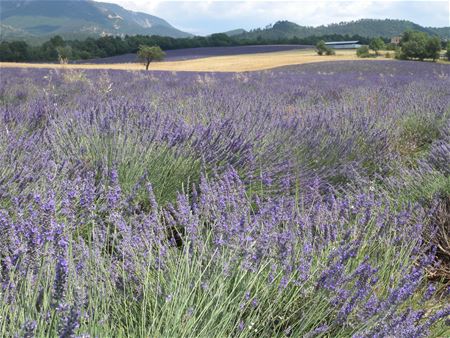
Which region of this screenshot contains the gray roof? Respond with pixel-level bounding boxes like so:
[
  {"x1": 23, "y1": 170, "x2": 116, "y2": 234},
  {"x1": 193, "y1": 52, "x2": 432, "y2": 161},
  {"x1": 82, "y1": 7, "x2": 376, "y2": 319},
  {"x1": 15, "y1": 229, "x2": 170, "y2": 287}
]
[{"x1": 325, "y1": 41, "x2": 359, "y2": 45}]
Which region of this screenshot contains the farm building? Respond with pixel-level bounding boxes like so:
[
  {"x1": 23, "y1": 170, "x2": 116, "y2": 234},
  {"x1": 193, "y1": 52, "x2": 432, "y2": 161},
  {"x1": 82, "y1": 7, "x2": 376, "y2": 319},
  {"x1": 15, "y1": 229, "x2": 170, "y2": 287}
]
[
  {"x1": 325, "y1": 41, "x2": 361, "y2": 49},
  {"x1": 390, "y1": 36, "x2": 401, "y2": 44}
]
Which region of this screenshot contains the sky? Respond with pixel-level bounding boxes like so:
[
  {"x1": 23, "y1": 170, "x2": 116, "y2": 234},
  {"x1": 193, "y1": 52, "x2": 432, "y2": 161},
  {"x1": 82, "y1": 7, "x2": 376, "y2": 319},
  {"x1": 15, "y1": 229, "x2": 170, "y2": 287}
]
[{"x1": 105, "y1": 0, "x2": 450, "y2": 35}]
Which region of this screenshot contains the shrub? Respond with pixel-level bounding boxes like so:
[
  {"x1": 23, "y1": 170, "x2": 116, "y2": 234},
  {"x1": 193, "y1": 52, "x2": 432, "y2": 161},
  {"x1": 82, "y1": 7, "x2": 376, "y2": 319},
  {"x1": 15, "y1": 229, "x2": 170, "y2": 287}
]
[
  {"x1": 394, "y1": 46, "x2": 403, "y2": 59},
  {"x1": 316, "y1": 40, "x2": 327, "y2": 55},
  {"x1": 49, "y1": 113, "x2": 201, "y2": 206},
  {"x1": 385, "y1": 122, "x2": 450, "y2": 283},
  {"x1": 446, "y1": 41, "x2": 450, "y2": 61},
  {"x1": 356, "y1": 45, "x2": 370, "y2": 58},
  {"x1": 385, "y1": 42, "x2": 397, "y2": 51},
  {"x1": 427, "y1": 194, "x2": 450, "y2": 282},
  {"x1": 0, "y1": 167, "x2": 447, "y2": 336},
  {"x1": 316, "y1": 40, "x2": 335, "y2": 56},
  {"x1": 369, "y1": 37, "x2": 386, "y2": 56},
  {"x1": 396, "y1": 114, "x2": 444, "y2": 157}
]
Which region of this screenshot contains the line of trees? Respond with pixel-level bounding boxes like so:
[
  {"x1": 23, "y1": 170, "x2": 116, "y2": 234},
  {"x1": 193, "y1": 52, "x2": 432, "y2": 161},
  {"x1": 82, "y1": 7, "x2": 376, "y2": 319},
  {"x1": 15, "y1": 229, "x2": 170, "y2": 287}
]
[
  {"x1": 355, "y1": 31, "x2": 446, "y2": 61},
  {"x1": 0, "y1": 33, "x2": 373, "y2": 63},
  {"x1": 1, "y1": 30, "x2": 445, "y2": 63}
]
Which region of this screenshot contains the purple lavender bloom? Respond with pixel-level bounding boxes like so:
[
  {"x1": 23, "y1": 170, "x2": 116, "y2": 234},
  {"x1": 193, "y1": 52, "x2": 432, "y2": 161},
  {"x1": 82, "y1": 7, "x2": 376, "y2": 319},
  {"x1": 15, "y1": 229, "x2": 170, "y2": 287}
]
[
  {"x1": 53, "y1": 225, "x2": 69, "y2": 305},
  {"x1": 107, "y1": 168, "x2": 122, "y2": 209},
  {"x1": 22, "y1": 320, "x2": 37, "y2": 338},
  {"x1": 303, "y1": 324, "x2": 329, "y2": 338},
  {"x1": 58, "y1": 303, "x2": 81, "y2": 338}
]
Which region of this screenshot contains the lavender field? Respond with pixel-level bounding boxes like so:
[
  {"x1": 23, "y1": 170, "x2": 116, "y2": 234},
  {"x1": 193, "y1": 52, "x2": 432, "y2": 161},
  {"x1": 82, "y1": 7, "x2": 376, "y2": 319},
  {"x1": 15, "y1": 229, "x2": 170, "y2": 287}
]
[
  {"x1": 0, "y1": 60, "x2": 449, "y2": 337},
  {"x1": 73, "y1": 45, "x2": 311, "y2": 64}
]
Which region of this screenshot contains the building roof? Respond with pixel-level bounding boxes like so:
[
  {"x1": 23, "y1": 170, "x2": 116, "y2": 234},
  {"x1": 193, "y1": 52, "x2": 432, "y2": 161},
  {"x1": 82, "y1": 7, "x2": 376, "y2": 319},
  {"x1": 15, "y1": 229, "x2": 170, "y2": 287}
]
[{"x1": 325, "y1": 41, "x2": 359, "y2": 45}]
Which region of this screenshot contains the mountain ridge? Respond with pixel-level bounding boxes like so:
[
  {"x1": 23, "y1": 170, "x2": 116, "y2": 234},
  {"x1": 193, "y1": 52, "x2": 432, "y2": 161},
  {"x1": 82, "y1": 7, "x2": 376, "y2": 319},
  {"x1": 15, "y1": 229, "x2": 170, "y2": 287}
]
[
  {"x1": 1, "y1": 2, "x2": 448, "y2": 42},
  {"x1": 0, "y1": 0, "x2": 192, "y2": 40}
]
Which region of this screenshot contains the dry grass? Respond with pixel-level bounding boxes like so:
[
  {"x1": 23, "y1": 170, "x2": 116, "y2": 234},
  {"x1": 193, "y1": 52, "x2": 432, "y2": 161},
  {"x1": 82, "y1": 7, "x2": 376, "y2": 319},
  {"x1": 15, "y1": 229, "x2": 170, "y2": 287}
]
[{"x1": 0, "y1": 49, "x2": 388, "y2": 72}]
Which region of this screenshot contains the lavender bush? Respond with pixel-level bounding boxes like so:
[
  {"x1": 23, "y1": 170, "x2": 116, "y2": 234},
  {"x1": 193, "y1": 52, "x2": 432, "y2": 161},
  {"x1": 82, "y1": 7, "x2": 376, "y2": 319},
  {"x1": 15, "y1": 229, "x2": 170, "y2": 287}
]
[{"x1": 0, "y1": 61, "x2": 449, "y2": 337}]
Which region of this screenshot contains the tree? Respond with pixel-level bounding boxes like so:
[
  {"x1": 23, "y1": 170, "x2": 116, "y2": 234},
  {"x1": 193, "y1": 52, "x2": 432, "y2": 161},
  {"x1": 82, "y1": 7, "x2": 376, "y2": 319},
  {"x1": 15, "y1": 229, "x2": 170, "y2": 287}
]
[
  {"x1": 356, "y1": 45, "x2": 370, "y2": 58},
  {"x1": 425, "y1": 36, "x2": 441, "y2": 61},
  {"x1": 209, "y1": 33, "x2": 232, "y2": 46},
  {"x1": 137, "y1": 45, "x2": 165, "y2": 70},
  {"x1": 401, "y1": 31, "x2": 429, "y2": 61},
  {"x1": 8, "y1": 41, "x2": 30, "y2": 61},
  {"x1": 3, "y1": 41, "x2": 33, "y2": 61},
  {"x1": 369, "y1": 37, "x2": 385, "y2": 55},
  {"x1": 49, "y1": 35, "x2": 65, "y2": 48},
  {"x1": 399, "y1": 31, "x2": 439, "y2": 61},
  {"x1": 0, "y1": 42, "x2": 13, "y2": 61},
  {"x1": 56, "y1": 46, "x2": 72, "y2": 64},
  {"x1": 41, "y1": 35, "x2": 67, "y2": 61}
]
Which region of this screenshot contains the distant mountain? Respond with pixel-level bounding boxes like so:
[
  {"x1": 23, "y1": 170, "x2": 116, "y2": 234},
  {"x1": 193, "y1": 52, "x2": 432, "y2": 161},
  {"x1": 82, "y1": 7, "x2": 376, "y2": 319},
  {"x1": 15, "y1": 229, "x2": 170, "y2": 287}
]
[
  {"x1": 0, "y1": 0, "x2": 192, "y2": 40},
  {"x1": 234, "y1": 19, "x2": 450, "y2": 40}
]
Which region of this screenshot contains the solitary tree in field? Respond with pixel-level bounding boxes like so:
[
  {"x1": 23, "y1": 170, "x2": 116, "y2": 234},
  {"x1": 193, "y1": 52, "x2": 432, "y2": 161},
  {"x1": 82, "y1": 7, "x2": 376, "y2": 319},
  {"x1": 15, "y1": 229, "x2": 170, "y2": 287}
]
[
  {"x1": 56, "y1": 45, "x2": 72, "y2": 64},
  {"x1": 137, "y1": 45, "x2": 165, "y2": 70},
  {"x1": 369, "y1": 37, "x2": 385, "y2": 56}
]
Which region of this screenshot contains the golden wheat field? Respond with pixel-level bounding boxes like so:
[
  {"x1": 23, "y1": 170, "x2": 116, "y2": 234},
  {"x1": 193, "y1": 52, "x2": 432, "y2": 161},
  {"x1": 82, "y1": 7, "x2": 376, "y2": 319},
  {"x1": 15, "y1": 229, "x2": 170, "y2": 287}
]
[{"x1": 0, "y1": 49, "x2": 390, "y2": 72}]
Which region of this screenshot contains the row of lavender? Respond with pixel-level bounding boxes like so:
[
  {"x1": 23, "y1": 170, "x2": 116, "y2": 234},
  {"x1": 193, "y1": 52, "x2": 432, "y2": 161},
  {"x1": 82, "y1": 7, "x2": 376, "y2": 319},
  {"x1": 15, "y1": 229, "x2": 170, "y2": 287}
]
[
  {"x1": 72, "y1": 45, "x2": 311, "y2": 64},
  {"x1": 0, "y1": 61, "x2": 449, "y2": 337}
]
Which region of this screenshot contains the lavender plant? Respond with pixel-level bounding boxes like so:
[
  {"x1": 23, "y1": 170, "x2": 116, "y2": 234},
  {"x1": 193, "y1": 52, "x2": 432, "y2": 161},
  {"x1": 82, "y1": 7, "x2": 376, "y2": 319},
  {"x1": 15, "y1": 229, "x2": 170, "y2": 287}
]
[{"x1": 0, "y1": 60, "x2": 449, "y2": 337}]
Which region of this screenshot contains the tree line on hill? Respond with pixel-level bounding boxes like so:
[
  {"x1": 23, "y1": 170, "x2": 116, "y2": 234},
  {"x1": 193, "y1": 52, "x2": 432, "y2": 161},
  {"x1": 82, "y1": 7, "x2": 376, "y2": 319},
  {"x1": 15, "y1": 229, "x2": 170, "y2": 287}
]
[
  {"x1": 238, "y1": 19, "x2": 450, "y2": 40},
  {"x1": 0, "y1": 33, "x2": 375, "y2": 62}
]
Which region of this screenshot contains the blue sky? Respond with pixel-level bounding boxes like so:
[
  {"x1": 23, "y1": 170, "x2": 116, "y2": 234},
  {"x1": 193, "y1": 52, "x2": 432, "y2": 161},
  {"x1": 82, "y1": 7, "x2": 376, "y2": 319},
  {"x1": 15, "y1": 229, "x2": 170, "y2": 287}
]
[{"x1": 108, "y1": 1, "x2": 450, "y2": 35}]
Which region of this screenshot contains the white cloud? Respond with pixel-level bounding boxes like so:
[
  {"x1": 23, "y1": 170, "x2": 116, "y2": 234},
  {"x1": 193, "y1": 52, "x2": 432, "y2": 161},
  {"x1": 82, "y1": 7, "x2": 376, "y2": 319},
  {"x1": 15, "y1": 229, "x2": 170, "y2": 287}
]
[{"x1": 102, "y1": 1, "x2": 450, "y2": 35}]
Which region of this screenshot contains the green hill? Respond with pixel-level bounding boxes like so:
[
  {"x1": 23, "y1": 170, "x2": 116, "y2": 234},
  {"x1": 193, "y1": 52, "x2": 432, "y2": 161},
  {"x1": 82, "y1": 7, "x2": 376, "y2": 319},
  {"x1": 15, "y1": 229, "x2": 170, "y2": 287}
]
[
  {"x1": 223, "y1": 29, "x2": 247, "y2": 37},
  {"x1": 235, "y1": 19, "x2": 449, "y2": 40},
  {"x1": 0, "y1": 0, "x2": 192, "y2": 41}
]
